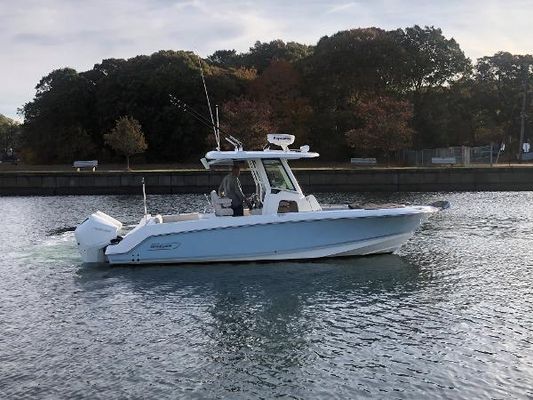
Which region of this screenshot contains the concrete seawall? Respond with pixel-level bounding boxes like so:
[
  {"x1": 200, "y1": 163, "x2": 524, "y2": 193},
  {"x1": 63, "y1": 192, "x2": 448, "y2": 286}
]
[{"x1": 1, "y1": 167, "x2": 533, "y2": 196}]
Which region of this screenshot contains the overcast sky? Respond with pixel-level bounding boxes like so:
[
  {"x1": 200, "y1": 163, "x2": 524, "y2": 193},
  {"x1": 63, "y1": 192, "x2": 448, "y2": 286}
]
[{"x1": 2, "y1": 0, "x2": 532, "y2": 121}]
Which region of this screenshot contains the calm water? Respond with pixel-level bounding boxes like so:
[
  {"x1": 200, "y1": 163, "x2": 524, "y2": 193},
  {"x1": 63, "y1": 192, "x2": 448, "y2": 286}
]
[{"x1": 1, "y1": 192, "x2": 532, "y2": 399}]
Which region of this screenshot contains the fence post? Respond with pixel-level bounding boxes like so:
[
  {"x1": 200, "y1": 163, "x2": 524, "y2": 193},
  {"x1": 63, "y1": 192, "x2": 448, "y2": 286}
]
[{"x1": 462, "y1": 146, "x2": 471, "y2": 166}]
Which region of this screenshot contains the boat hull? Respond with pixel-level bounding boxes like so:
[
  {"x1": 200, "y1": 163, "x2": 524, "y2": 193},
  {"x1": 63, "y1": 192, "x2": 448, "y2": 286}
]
[{"x1": 105, "y1": 211, "x2": 430, "y2": 264}]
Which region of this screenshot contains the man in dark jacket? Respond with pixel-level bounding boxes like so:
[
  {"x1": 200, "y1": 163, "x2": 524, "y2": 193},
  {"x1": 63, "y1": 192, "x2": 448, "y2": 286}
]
[{"x1": 218, "y1": 163, "x2": 247, "y2": 216}]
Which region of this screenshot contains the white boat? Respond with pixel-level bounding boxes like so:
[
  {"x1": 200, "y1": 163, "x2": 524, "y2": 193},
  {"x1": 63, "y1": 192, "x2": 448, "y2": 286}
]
[{"x1": 75, "y1": 134, "x2": 439, "y2": 264}]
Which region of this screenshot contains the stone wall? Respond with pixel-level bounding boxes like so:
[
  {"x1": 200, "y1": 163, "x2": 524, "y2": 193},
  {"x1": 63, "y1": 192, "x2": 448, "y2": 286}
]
[{"x1": 0, "y1": 167, "x2": 532, "y2": 195}]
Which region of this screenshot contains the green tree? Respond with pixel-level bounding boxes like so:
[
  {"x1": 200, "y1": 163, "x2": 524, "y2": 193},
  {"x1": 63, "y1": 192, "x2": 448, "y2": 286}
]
[
  {"x1": 104, "y1": 116, "x2": 148, "y2": 170},
  {"x1": 0, "y1": 114, "x2": 21, "y2": 153},
  {"x1": 393, "y1": 25, "x2": 471, "y2": 92},
  {"x1": 20, "y1": 68, "x2": 97, "y2": 163},
  {"x1": 207, "y1": 50, "x2": 241, "y2": 68},
  {"x1": 393, "y1": 26, "x2": 471, "y2": 148},
  {"x1": 242, "y1": 40, "x2": 313, "y2": 72},
  {"x1": 304, "y1": 28, "x2": 402, "y2": 98},
  {"x1": 209, "y1": 40, "x2": 312, "y2": 71},
  {"x1": 471, "y1": 52, "x2": 533, "y2": 152},
  {"x1": 301, "y1": 28, "x2": 405, "y2": 158}
]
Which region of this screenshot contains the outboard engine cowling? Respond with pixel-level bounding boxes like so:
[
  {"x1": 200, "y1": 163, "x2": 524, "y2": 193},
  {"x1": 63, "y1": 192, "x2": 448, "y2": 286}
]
[{"x1": 75, "y1": 211, "x2": 123, "y2": 263}]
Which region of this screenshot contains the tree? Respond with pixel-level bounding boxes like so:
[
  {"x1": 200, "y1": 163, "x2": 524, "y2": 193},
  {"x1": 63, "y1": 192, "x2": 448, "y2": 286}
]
[
  {"x1": 0, "y1": 114, "x2": 21, "y2": 152},
  {"x1": 207, "y1": 40, "x2": 312, "y2": 71},
  {"x1": 248, "y1": 60, "x2": 312, "y2": 143},
  {"x1": 242, "y1": 40, "x2": 312, "y2": 71},
  {"x1": 207, "y1": 49, "x2": 241, "y2": 68},
  {"x1": 220, "y1": 98, "x2": 277, "y2": 149},
  {"x1": 19, "y1": 26, "x2": 528, "y2": 164},
  {"x1": 393, "y1": 25, "x2": 471, "y2": 92},
  {"x1": 20, "y1": 68, "x2": 97, "y2": 163},
  {"x1": 104, "y1": 116, "x2": 147, "y2": 169},
  {"x1": 471, "y1": 52, "x2": 533, "y2": 152},
  {"x1": 301, "y1": 28, "x2": 405, "y2": 158},
  {"x1": 345, "y1": 96, "x2": 414, "y2": 162},
  {"x1": 391, "y1": 26, "x2": 471, "y2": 149},
  {"x1": 304, "y1": 28, "x2": 402, "y2": 98}
]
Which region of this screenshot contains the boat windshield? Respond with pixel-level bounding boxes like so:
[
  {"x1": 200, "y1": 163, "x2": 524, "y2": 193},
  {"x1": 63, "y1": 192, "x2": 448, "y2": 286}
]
[{"x1": 263, "y1": 159, "x2": 296, "y2": 191}]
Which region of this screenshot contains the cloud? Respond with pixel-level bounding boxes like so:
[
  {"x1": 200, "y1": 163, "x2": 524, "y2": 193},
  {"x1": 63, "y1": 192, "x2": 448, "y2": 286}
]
[
  {"x1": 0, "y1": 0, "x2": 285, "y2": 119},
  {"x1": 1, "y1": 0, "x2": 532, "y2": 120},
  {"x1": 326, "y1": 3, "x2": 358, "y2": 14}
]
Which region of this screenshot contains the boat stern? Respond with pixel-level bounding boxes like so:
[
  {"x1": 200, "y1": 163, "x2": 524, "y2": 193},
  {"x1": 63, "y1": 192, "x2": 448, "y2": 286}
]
[{"x1": 74, "y1": 211, "x2": 123, "y2": 263}]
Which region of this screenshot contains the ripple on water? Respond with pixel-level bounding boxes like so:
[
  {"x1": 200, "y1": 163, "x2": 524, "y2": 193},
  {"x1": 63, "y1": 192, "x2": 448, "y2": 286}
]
[{"x1": 0, "y1": 192, "x2": 532, "y2": 399}]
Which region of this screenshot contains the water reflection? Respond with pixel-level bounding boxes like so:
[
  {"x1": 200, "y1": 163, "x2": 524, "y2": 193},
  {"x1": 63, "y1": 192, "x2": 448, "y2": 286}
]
[
  {"x1": 74, "y1": 255, "x2": 425, "y2": 396},
  {"x1": 75, "y1": 255, "x2": 422, "y2": 300}
]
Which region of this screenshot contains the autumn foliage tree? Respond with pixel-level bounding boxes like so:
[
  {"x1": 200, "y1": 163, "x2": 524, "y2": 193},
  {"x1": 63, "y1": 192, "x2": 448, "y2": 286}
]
[
  {"x1": 104, "y1": 116, "x2": 148, "y2": 170},
  {"x1": 346, "y1": 97, "x2": 414, "y2": 162},
  {"x1": 249, "y1": 60, "x2": 312, "y2": 143},
  {"x1": 221, "y1": 98, "x2": 277, "y2": 149}
]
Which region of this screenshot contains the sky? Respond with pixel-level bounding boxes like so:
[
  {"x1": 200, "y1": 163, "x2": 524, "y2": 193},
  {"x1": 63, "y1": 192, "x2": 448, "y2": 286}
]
[{"x1": 1, "y1": 0, "x2": 532, "y2": 121}]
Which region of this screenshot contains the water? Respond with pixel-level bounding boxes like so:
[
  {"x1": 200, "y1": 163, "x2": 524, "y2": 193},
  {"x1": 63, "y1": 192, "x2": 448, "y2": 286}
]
[{"x1": 1, "y1": 192, "x2": 532, "y2": 399}]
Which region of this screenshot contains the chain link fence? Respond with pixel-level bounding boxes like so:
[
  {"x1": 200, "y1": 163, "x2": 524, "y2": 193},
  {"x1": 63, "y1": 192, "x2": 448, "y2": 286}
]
[{"x1": 398, "y1": 145, "x2": 502, "y2": 166}]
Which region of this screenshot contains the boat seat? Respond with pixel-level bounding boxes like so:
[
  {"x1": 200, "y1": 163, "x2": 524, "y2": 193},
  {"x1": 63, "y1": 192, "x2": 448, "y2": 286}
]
[{"x1": 210, "y1": 190, "x2": 233, "y2": 216}]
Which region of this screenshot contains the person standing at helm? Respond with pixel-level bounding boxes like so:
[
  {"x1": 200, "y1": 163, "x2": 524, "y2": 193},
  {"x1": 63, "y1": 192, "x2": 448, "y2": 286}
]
[{"x1": 218, "y1": 163, "x2": 246, "y2": 216}]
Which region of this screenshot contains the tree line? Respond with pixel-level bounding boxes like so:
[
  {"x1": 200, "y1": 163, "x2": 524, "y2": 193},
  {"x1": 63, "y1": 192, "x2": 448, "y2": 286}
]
[
  {"x1": 0, "y1": 114, "x2": 21, "y2": 161},
  {"x1": 15, "y1": 25, "x2": 533, "y2": 164}
]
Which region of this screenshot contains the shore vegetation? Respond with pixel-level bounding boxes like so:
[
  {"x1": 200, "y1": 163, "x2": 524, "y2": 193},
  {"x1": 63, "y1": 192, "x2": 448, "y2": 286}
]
[{"x1": 16, "y1": 26, "x2": 533, "y2": 164}]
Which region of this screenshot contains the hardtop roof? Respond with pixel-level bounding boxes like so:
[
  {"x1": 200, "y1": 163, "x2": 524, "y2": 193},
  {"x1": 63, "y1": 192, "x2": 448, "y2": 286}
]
[{"x1": 205, "y1": 149, "x2": 319, "y2": 161}]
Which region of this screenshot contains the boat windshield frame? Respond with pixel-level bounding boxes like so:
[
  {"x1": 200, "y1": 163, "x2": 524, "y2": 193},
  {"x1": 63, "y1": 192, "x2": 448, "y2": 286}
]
[
  {"x1": 247, "y1": 159, "x2": 265, "y2": 200},
  {"x1": 262, "y1": 158, "x2": 297, "y2": 192}
]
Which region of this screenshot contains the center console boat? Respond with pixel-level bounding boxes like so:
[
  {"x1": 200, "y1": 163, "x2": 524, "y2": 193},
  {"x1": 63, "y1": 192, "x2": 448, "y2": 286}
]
[{"x1": 75, "y1": 134, "x2": 438, "y2": 264}]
